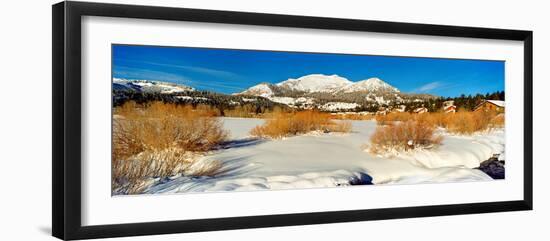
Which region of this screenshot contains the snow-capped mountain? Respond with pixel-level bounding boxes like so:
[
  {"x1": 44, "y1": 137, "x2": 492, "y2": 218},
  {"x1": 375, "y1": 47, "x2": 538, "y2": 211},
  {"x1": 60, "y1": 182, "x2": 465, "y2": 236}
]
[
  {"x1": 237, "y1": 83, "x2": 274, "y2": 97},
  {"x1": 112, "y1": 75, "x2": 436, "y2": 113},
  {"x1": 338, "y1": 77, "x2": 400, "y2": 93},
  {"x1": 237, "y1": 74, "x2": 400, "y2": 96},
  {"x1": 235, "y1": 74, "x2": 410, "y2": 111},
  {"x1": 276, "y1": 74, "x2": 353, "y2": 93},
  {"x1": 113, "y1": 78, "x2": 195, "y2": 94}
]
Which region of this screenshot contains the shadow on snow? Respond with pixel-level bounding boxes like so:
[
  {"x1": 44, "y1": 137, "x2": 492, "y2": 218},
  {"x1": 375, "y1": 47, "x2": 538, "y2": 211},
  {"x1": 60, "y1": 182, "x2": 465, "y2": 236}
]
[{"x1": 219, "y1": 138, "x2": 267, "y2": 150}]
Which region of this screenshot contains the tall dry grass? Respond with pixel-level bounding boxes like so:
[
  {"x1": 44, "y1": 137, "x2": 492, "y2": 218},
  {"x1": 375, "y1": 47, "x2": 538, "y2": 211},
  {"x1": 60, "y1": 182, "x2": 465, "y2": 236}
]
[
  {"x1": 330, "y1": 113, "x2": 375, "y2": 120},
  {"x1": 375, "y1": 112, "x2": 412, "y2": 125},
  {"x1": 112, "y1": 101, "x2": 228, "y2": 194},
  {"x1": 223, "y1": 104, "x2": 258, "y2": 118},
  {"x1": 368, "y1": 109, "x2": 504, "y2": 154},
  {"x1": 112, "y1": 148, "x2": 223, "y2": 194},
  {"x1": 369, "y1": 120, "x2": 443, "y2": 154},
  {"x1": 250, "y1": 110, "x2": 352, "y2": 138},
  {"x1": 195, "y1": 104, "x2": 222, "y2": 117},
  {"x1": 431, "y1": 110, "x2": 502, "y2": 134},
  {"x1": 374, "y1": 110, "x2": 504, "y2": 135},
  {"x1": 491, "y1": 113, "x2": 505, "y2": 127}
]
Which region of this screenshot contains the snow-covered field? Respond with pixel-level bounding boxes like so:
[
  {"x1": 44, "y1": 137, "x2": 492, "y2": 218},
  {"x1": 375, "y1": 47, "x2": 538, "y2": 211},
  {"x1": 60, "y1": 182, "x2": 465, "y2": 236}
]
[{"x1": 144, "y1": 118, "x2": 504, "y2": 194}]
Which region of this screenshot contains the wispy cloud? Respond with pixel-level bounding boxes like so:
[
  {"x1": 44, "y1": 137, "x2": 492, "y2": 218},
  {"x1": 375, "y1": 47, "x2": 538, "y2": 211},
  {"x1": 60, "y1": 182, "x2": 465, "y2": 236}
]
[
  {"x1": 413, "y1": 81, "x2": 458, "y2": 93},
  {"x1": 417, "y1": 81, "x2": 444, "y2": 92},
  {"x1": 115, "y1": 58, "x2": 240, "y2": 79},
  {"x1": 113, "y1": 66, "x2": 190, "y2": 84},
  {"x1": 113, "y1": 66, "x2": 246, "y2": 92},
  {"x1": 175, "y1": 65, "x2": 240, "y2": 79}
]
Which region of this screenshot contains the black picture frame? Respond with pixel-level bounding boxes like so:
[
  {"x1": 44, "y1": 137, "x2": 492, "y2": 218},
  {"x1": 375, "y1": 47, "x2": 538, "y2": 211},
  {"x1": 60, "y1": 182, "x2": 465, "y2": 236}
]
[{"x1": 52, "y1": 1, "x2": 533, "y2": 240}]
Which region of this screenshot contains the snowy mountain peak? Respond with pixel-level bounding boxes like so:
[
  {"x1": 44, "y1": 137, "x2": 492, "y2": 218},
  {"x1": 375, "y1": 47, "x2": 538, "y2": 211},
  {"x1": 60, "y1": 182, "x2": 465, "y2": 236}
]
[
  {"x1": 237, "y1": 83, "x2": 274, "y2": 97},
  {"x1": 235, "y1": 74, "x2": 400, "y2": 101},
  {"x1": 276, "y1": 74, "x2": 353, "y2": 93},
  {"x1": 339, "y1": 77, "x2": 400, "y2": 93}
]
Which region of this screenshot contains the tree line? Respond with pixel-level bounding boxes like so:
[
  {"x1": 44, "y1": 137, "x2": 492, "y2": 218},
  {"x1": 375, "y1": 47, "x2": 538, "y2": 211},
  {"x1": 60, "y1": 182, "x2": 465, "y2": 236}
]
[{"x1": 113, "y1": 88, "x2": 504, "y2": 114}]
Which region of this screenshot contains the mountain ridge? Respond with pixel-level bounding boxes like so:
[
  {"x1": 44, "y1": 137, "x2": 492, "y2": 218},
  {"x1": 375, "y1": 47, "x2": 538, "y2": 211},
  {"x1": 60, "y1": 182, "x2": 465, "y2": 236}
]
[
  {"x1": 113, "y1": 78, "x2": 195, "y2": 94},
  {"x1": 237, "y1": 74, "x2": 401, "y2": 96},
  {"x1": 112, "y1": 76, "x2": 439, "y2": 112}
]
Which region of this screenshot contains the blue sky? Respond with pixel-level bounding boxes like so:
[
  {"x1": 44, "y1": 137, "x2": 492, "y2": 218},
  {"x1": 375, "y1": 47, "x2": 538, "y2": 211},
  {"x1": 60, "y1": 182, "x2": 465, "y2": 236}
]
[{"x1": 112, "y1": 45, "x2": 504, "y2": 97}]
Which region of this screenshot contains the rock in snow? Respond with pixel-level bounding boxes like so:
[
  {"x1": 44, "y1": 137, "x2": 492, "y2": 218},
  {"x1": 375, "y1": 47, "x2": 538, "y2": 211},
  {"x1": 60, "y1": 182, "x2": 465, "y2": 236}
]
[{"x1": 476, "y1": 157, "x2": 505, "y2": 179}]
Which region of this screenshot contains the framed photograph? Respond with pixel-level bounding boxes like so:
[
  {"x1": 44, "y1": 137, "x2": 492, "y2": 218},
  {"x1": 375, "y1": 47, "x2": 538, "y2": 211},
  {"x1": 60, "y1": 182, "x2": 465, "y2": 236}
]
[{"x1": 52, "y1": 1, "x2": 533, "y2": 240}]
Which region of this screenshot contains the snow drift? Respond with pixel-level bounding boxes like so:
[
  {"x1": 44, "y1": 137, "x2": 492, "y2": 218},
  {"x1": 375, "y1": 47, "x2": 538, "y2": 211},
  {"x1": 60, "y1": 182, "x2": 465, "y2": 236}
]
[{"x1": 140, "y1": 119, "x2": 504, "y2": 194}]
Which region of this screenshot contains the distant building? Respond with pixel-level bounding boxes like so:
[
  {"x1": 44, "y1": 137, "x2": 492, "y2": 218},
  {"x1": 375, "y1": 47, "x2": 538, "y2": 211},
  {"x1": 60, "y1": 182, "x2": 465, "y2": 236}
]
[
  {"x1": 474, "y1": 100, "x2": 505, "y2": 113},
  {"x1": 442, "y1": 100, "x2": 457, "y2": 113},
  {"x1": 443, "y1": 105, "x2": 457, "y2": 113},
  {"x1": 413, "y1": 107, "x2": 428, "y2": 114}
]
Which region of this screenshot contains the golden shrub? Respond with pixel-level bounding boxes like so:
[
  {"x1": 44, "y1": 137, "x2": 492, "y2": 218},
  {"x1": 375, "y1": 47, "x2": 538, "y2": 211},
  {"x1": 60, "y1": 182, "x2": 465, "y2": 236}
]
[
  {"x1": 373, "y1": 110, "x2": 502, "y2": 135},
  {"x1": 443, "y1": 110, "x2": 497, "y2": 134},
  {"x1": 224, "y1": 104, "x2": 257, "y2": 118},
  {"x1": 330, "y1": 113, "x2": 375, "y2": 120},
  {"x1": 375, "y1": 112, "x2": 412, "y2": 125},
  {"x1": 369, "y1": 120, "x2": 443, "y2": 154},
  {"x1": 490, "y1": 113, "x2": 505, "y2": 127},
  {"x1": 250, "y1": 110, "x2": 351, "y2": 138},
  {"x1": 112, "y1": 101, "x2": 228, "y2": 194}
]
